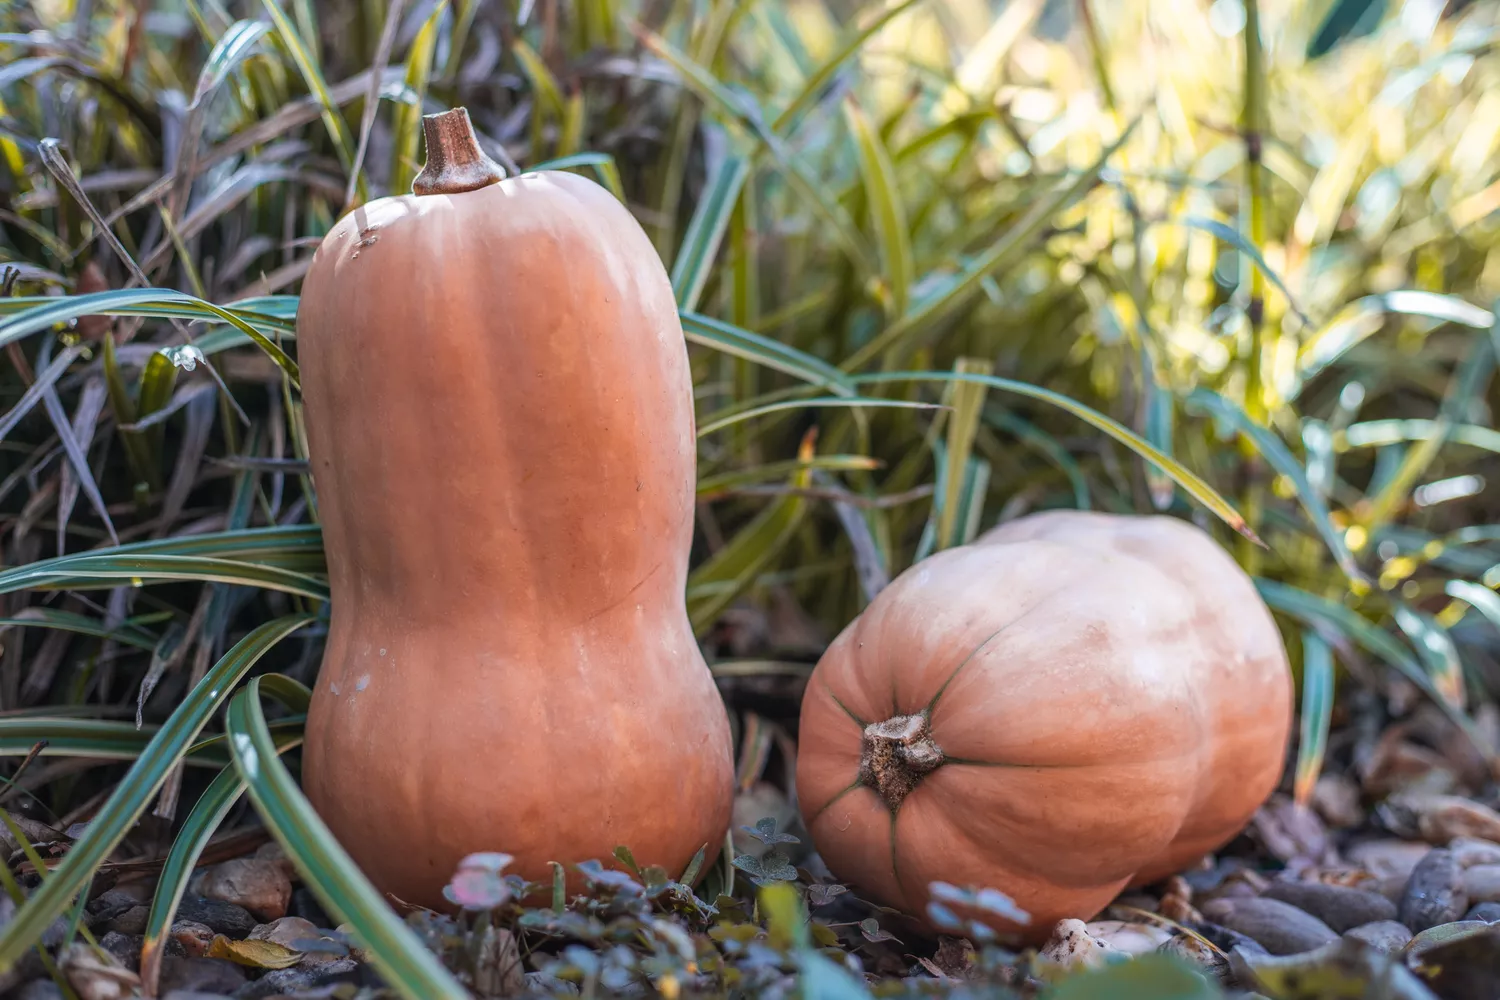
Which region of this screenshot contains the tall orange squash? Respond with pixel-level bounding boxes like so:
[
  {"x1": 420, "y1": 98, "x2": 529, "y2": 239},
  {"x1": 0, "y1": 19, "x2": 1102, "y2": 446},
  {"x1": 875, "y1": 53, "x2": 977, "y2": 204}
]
[{"x1": 297, "y1": 109, "x2": 734, "y2": 906}]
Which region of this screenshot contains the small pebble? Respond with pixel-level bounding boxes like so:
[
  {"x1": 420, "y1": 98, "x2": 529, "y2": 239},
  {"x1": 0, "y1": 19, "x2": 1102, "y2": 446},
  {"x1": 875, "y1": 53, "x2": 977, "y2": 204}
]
[
  {"x1": 1462, "y1": 863, "x2": 1500, "y2": 903},
  {"x1": 190, "y1": 859, "x2": 291, "y2": 923},
  {"x1": 1082, "y1": 920, "x2": 1171, "y2": 954},
  {"x1": 230, "y1": 957, "x2": 357, "y2": 1000},
  {"x1": 252, "y1": 841, "x2": 294, "y2": 877},
  {"x1": 174, "y1": 898, "x2": 258, "y2": 939},
  {"x1": 1157, "y1": 934, "x2": 1230, "y2": 983},
  {"x1": 1341, "y1": 920, "x2": 1412, "y2": 954},
  {"x1": 1347, "y1": 839, "x2": 1431, "y2": 879},
  {"x1": 1399, "y1": 849, "x2": 1469, "y2": 931},
  {"x1": 96, "y1": 932, "x2": 142, "y2": 972},
  {"x1": 1374, "y1": 873, "x2": 1409, "y2": 903},
  {"x1": 1310, "y1": 773, "x2": 1364, "y2": 828},
  {"x1": 86, "y1": 890, "x2": 143, "y2": 926},
  {"x1": 1199, "y1": 898, "x2": 1340, "y2": 955},
  {"x1": 1038, "y1": 919, "x2": 1117, "y2": 969},
  {"x1": 1260, "y1": 880, "x2": 1397, "y2": 932},
  {"x1": 288, "y1": 888, "x2": 331, "y2": 928},
  {"x1": 105, "y1": 905, "x2": 149, "y2": 937},
  {"x1": 1191, "y1": 920, "x2": 1270, "y2": 957},
  {"x1": 1416, "y1": 796, "x2": 1500, "y2": 845},
  {"x1": 169, "y1": 921, "x2": 216, "y2": 958},
  {"x1": 1450, "y1": 836, "x2": 1500, "y2": 868},
  {"x1": 248, "y1": 916, "x2": 320, "y2": 950},
  {"x1": 1464, "y1": 901, "x2": 1500, "y2": 923}
]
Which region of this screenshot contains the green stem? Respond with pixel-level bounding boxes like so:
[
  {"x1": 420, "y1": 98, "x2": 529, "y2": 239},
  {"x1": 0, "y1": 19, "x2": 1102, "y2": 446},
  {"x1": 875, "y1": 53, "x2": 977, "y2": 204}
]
[
  {"x1": 1077, "y1": 0, "x2": 1118, "y2": 114},
  {"x1": 1239, "y1": 0, "x2": 1268, "y2": 572}
]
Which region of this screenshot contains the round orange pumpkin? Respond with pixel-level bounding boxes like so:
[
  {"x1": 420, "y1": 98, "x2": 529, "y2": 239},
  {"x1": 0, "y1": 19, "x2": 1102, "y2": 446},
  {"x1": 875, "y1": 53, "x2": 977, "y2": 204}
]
[
  {"x1": 297, "y1": 109, "x2": 734, "y2": 906},
  {"x1": 796, "y1": 510, "x2": 1292, "y2": 939}
]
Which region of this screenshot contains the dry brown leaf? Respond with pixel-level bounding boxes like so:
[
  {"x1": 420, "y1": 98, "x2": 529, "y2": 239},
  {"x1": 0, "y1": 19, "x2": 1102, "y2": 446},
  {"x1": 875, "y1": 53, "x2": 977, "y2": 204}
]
[{"x1": 205, "y1": 934, "x2": 303, "y2": 969}]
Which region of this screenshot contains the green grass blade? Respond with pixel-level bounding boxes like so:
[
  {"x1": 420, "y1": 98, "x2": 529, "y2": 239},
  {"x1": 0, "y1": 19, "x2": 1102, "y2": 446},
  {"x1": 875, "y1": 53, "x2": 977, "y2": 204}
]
[
  {"x1": 687, "y1": 496, "x2": 806, "y2": 635},
  {"x1": 1185, "y1": 388, "x2": 1364, "y2": 581},
  {"x1": 0, "y1": 295, "x2": 295, "y2": 334},
  {"x1": 1344, "y1": 419, "x2": 1500, "y2": 454},
  {"x1": 697, "y1": 396, "x2": 941, "y2": 438},
  {"x1": 637, "y1": 27, "x2": 875, "y2": 274},
  {"x1": 0, "y1": 609, "x2": 158, "y2": 650},
  {"x1": 1142, "y1": 375, "x2": 1176, "y2": 509},
  {"x1": 225, "y1": 680, "x2": 468, "y2": 1000},
  {"x1": 680, "y1": 312, "x2": 853, "y2": 394},
  {"x1": 260, "y1": 0, "x2": 360, "y2": 193},
  {"x1": 984, "y1": 408, "x2": 1091, "y2": 509},
  {"x1": 697, "y1": 455, "x2": 881, "y2": 497},
  {"x1": 188, "y1": 718, "x2": 306, "y2": 759},
  {"x1": 530, "y1": 152, "x2": 625, "y2": 199},
  {"x1": 771, "y1": 0, "x2": 925, "y2": 133},
  {"x1": 0, "y1": 616, "x2": 313, "y2": 972},
  {"x1": 193, "y1": 19, "x2": 271, "y2": 106},
  {"x1": 671, "y1": 152, "x2": 751, "y2": 312},
  {"x1": 0, "y1": 719, "x2": 225, "y2": 766},
  {"x1": 936, "y1": 359, "x2": 990, "y2": 550},
  {"x1": 1255, "y1": 579, "x2": 1493, "y2": 763},
  {"x1": 10, "y1": 524, "x2": 322, "y2": 562},
  {"x1": 1293, "y1": 629, "x2": 1334, "y2": 806},
  {"x1": 1299, "y1": 292, "x2": 1494, "y2": 386},
  {"x1": 1176, "y1": 215, "x2": 1310, "y2": 325},
  {"x1": 139, "y1": 768, "x2": 247, "y2": 989},
  {"x1": 844, "y1": 121, "x2": 1137, "y2": 370},
  {"x1": 512, "y1": 39, "x2": 565, "y2": 116},
  {"x1": 142, "y1": 693, "x2": 305, "y2": 994},
  {"x1": 1445, "y1": 580, "x2": 1500, "y2": 633},
  {"x1": 857, "y1": 371, "x2": 1258, "y2": 543},
  {"x1": 0, "y1": 554, "x2": 329, "y2": 601},
  {"x1": 1360, "y1": 419, "x2": 1451, "y2": 533},
  {"x1": 845, "y1": 98, "x2": 913, "y2": 319},
  {"x1": 1391, "y1": 601, "x2": 1466, "y2": 710},
  {"x1": 0, "y1": 290, "x2": 299, "y2": 386}
]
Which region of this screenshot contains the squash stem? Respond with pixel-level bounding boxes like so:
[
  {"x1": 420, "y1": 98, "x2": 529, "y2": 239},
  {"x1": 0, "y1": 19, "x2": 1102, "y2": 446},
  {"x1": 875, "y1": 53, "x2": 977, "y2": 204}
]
[{"x1": 411, "y1": 107, "x2": 507, "y2": 196}]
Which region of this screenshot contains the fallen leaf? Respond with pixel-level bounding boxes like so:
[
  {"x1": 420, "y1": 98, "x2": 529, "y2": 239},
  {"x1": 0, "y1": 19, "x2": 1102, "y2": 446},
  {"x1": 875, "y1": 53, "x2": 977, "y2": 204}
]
[{"x1": 205, "y1": 934, "x2": 303, "y2": 969}]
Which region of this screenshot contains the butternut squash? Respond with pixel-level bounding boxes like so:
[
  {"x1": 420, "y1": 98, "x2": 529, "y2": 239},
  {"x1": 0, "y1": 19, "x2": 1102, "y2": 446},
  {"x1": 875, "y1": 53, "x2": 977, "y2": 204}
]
[{"x1": 298, "y1": 109, "x2": 734, "y2": 906}]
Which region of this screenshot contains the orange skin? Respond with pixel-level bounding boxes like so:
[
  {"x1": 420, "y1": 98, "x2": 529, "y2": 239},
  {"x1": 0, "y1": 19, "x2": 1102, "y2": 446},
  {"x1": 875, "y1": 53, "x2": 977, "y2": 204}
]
[
  {"x1": 297, "y1": 162, "x2": 734, "y2": 907},
  {"x1": 796, "y1": 511, "x2": 1291, "y2": 942}
]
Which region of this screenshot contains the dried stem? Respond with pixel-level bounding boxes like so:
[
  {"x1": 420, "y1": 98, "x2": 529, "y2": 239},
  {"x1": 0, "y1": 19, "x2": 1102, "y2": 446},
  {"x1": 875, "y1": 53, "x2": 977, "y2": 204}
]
[{"x1": 412, "y1": 108, "x2": 507, "y2": 196}]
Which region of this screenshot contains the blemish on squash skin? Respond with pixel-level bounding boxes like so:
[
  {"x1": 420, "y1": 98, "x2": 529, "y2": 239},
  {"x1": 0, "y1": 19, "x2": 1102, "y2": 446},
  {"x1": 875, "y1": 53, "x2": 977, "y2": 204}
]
[{"x1": 349, "y1": 225, "x2": 381, "y2": 259}]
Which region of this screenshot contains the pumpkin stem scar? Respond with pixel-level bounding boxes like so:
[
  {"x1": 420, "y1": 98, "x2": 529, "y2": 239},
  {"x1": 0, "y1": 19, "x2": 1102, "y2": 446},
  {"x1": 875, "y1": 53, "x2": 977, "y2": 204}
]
[
  {"x1": 860, "y1": 712, "x2": 944, "y2": 812},
  {"x1": 411, "y1": 107, "x2": 507, "y2": 196}
]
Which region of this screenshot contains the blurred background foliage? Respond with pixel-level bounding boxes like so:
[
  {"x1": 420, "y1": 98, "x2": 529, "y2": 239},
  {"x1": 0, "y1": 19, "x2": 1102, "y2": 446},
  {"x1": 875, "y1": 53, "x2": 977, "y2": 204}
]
[{"x1": 1, "y1": 0, "x2": 1499, "y2": 989}]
